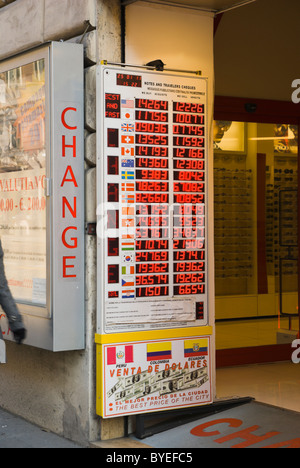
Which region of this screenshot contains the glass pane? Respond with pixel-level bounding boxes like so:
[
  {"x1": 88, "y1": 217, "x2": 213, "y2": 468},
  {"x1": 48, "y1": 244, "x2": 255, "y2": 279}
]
[
  {"x1": 0, "y1": 60, "x2": 46, "y2": 306},
  {"x1": 214, "y1": 121, "x2": 299, "y2": 349}
]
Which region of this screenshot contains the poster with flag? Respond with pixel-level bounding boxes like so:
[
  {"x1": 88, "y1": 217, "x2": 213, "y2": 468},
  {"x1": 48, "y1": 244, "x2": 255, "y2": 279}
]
[
  {"x1": 147, "y1": 342, "x2": 172, "y2": 361},
  {"x1": 100, "y1": 335, "x2": 211, "y2": 418},
  {"x1": 107, "y1": 345, "x2": 134, "y2": 365},
  {"x1": 184, "y1": 339, "x2": 208, "y2": 358}
]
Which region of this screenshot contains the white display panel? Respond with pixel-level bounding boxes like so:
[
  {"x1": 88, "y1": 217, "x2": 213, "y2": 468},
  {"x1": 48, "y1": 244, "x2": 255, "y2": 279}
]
[{"x1": 97, "y1": 66, "x2": 208, "y2": 334}]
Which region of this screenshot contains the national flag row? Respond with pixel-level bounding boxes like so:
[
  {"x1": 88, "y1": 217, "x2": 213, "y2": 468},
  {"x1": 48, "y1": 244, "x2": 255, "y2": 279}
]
[
  {"x1": 120, "y1": 100, "x2": 136, "y2": 299},
  {"x1": 106, "y1": 339, "x2": 209, "y2": 365}
]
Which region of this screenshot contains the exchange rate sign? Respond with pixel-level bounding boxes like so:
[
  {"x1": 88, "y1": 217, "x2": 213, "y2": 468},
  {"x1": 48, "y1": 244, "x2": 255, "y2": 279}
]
[{"x1": 98, "y1": 67, "x2": 208, "y2": 333}]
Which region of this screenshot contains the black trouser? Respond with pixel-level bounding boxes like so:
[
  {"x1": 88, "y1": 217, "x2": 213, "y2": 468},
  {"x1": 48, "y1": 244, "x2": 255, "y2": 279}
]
[{"x1": 0, "y1": 240, "x2": 23, "y2": 331}]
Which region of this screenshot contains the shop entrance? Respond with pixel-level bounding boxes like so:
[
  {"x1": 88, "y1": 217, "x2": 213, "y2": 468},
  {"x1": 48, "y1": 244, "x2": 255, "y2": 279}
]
[{"x1": 214, "y1": 99, "x2": 300, "y2": 366}]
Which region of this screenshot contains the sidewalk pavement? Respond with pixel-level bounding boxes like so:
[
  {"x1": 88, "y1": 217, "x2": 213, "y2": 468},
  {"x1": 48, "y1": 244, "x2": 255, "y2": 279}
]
[
  {"x1": 0, "y1": 406, "x2": 150, "y2": 449},
  {"x1": 0, "y1": 407, "x2": 83, "y2": 448}
]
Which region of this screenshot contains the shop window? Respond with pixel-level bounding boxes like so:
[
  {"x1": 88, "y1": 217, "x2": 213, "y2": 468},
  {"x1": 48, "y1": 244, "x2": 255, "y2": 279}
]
[{"x1": 214, "y1": 121, "x2": 298, "y2": 345}]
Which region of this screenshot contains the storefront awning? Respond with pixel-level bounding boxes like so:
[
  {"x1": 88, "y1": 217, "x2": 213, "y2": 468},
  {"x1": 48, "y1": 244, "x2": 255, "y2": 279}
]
[{"x1": 121, "y1": 0, "x2": 257, "y2": 15}]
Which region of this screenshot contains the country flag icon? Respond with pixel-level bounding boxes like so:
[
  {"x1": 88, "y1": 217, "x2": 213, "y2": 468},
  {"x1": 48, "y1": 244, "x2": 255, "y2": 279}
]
[
  {"x1": 122, "y1": 218, "x2": 134, "y2": 228},
  {"x1": 122, "y1": 171, "x2": 134, "y2": 180},
  {"x1": 122, "y1": 109, "x2": 134, "y2": 120},
  {"x1": 121, "y1": 135, "x2": 134, "y2": 145},
  {"x1": 122, "y1": 289, "x2": 135, "y2": 299},
  {"x1": 122, "y1": 159, "x2": 134, "y2": 168},
  {"x1": 121, "y1": 240, "x2": 134, "y2": 251},
  {"x1": 121, "y1": 147, "x2": 134, "y2": 157},
  {"x1": 147, "y1": 342, "x2": 172, "y2": 361},
  {"x1": 107, "y1": 345, "x2": 134, "y2": 365},
  {"x1": 122, "y1": 207, "x2": 134, "y2": 216},
  {"x1": 121, "y1": 123, "x2": 134, "y2": 133},
  {"x1": 122, "y1": 253, "x2": 134, "y2": 263},
  {"x1": 122, "y1": 182, "x2": 135, "y2": 191},
  {"x1": 184, "y1": 339, "x2": 208, "y2": 358},
  {"x1": 122, "y1": 277, "x2": 135, "y2": 287},
  {"x1": 121, "y1": 99, "x2": 134, "y2": 108},
  {"x1": 122, "y1": 265, "x2": 134, "y2": 275}
]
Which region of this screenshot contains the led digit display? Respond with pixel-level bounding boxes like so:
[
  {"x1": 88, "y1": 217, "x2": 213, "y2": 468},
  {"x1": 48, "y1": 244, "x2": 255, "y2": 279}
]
[
  {"x1": 173, "y1": 227, "x2": 205, "y2": 239},
  {"x1": 173, "y1": 102, "x2": 204, "y2": 113},
  {"x1": 136, "y1": 158, "x2": 169, "y2": 169},
  {"x1": 174, "y1": 193, "x2": 204, "y2": 204},
  {"x1": 136, "y1": 286, "x2": 169, "y2": 297},
  {"x1": 174, "y1": 171, "x2": 204, "y2": 181},
  {"x1": 107, "y1": 183, "x2": 119, "y2": 202},
  {"x1": 117, "y1": 73, "x2": 142, "y2": 87},
  {"x1": 174, "y1": 273, "x2": 205, "y2": 284},
  {"x1": 173, "y1": 216, "x2": 204, "y2": 227},
  {"x1": 174, "y1": 182, "x2": 204, "y2": 192},
  {"x1": 136, "y1": 181, "x2": 169, "y2": 192},
  {"x1": 107, "y1": 128, "x2": 119, "y2": 147},
  {"x1": 105, "y1": 93, "x2": 121, "y2": 119},
  {"x1": 136, "y1": 205, "x2": 169, "y2": 216},
  {"x1": 174, "y1": 250, "x2": 205, "y2": 261},
  {"x1": 136, "y1": 275, "x2": 169, "y2": 285},
  {"x1": 136, "y1": 193, "x2": 169, "y2": 203},
  {"x1": 173, "y1": 136, "x2": 204, "y2": 147},
  {"x1": 173, "y1": 113, "x2": 204, "y2": 125},
  {"x1": 174, "y1": 262, "x2": 205, "y2": 272},
  {"x1": 107, "y1": 210, "x2": 119, "y2": 230},
  {"x1": 108, "y1": 265, "x2": 119, "y2": 284},
  {"x1": 136, "y1": 146, "x2": 168, "y2": 157},
  {"x1": 174, "y1": 284, "x2": 205, "y2": 296},
  {"x1": 136, "y1": 228, "x2": 169, "y2": 239},
  {"x1": 136, "y1": 216, "x2": 169, "y2": 227},
  {"x1": 173, "y1": 159, "x2": 204, "y2": 170},
  {"x1": 136, "y1": 170, "x2": 168, "y2": 180},
  {"x1": 136, "y1": 251, "x2": 169, "y2": 262},
  {"x1": 136, "y1": 111, "x2": 168, "y2": 122},
  {"x1": 174, "y1": 205, "x2": 205, "y2": 216},
  {"x1": 136, "y1": 99, "x2": 168, "y2": 110},
  {"x1": 136, "y1": 240, "x2": 169, "y2": 250},
  {"x1": 173, "y1": 125, "x2": 204, "y2": 136},
  {"x1": 108, "y1": 238, "x2": 119, "y2": 257},
  {"x1": 136, "y1": 134, "x2": 168, "y2": 146},
  {"x1": 173, "y1": 239, "x2": 205, "y2": 250},
  {"x1": 135, "y1": 122, "x2": 168, "y2": 133},
  {"x1": 107, "y1": 155, "x2": 119, "y2": 175},
  {"x1": 173, "y1": 148, "x2": 204, "y2": 159},
  {"x1": 136, "y1": 263, "x2": 169, "y2": 274}
]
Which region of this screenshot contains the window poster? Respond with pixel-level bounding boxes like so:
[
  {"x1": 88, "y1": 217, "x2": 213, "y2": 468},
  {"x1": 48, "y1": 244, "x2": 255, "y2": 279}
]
[
  {"x1": 0, "y1": 60, "x2": 46, "y2": 306},
  {"x1": 98, "y1": 335, "x2": 212, "y2": 418}
]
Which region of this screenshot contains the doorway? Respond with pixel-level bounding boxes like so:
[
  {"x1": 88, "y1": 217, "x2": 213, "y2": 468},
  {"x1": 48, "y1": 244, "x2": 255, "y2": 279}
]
[{"x1": 214, "y1": 98, "x2": 300, "y2": 366}]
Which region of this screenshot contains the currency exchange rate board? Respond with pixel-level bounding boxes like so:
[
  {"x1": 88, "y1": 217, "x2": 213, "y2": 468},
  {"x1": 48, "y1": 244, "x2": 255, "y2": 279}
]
[{"x1": 97, "y1": 66, "x2": 208, "y2": 334}]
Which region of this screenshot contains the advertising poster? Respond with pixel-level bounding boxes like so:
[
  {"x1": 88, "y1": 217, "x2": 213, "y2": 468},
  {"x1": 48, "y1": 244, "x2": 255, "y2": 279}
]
[
  {"x1": 99, "y1": 335, "x2": 212, "y2": 418},
  {"x1": 0, "y1": 59, "x2": 46, "y2": 306}
]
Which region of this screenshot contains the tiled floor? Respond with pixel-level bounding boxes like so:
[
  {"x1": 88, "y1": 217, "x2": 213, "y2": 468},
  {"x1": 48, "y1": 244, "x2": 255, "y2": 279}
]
[{"x1": 216, "y1": 361, "x2": 300, "y2": 413}]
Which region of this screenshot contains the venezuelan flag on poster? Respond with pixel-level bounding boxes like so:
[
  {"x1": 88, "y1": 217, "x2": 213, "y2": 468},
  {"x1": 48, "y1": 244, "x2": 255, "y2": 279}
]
[
  {"x1": 147, "y1": 342, "x2": 172, "y2": 361},
  {"x1": 184, "y1": 339, "x2": 208, "y2": 358}
]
